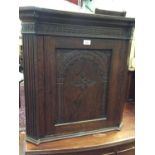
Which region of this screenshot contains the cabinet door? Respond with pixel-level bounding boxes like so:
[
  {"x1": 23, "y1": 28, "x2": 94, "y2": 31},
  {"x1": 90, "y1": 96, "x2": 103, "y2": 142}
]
[{"x1": 44, "y1": 36, "x2": 129, "y2": 138}]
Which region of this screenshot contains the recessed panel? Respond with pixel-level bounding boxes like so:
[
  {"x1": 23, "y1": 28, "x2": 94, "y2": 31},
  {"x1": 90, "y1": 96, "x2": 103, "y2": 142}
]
[{"x1": 56, "y1": 49, "x2": 112, "y2": 124}]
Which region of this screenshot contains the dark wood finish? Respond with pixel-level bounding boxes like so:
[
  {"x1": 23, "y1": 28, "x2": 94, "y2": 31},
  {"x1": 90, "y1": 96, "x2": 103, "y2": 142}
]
[
  {"x1": 19, "y1": 7, "x2": 135, "y2": 144},
  {"x1": 117, "y1": 147, "x2": 135, "y2": 155},
  {"x1": 126, "y1": 71, "x2": 135, "y2": 103},
  {"x1": 19, "y1": 103, "x2": 135, "y2": 155},
  {"x1": 95, "y1": 9, "x2": 126, "y2": 17},
  {"x1": 56, "y1": 49, "x2": 111, "y2": 123}
]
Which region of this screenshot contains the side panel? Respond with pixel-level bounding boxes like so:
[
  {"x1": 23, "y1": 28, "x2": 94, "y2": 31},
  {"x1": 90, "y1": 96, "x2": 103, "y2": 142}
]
[{"x1": 23, "y1": 34, "x2": 46, "y2": 138}]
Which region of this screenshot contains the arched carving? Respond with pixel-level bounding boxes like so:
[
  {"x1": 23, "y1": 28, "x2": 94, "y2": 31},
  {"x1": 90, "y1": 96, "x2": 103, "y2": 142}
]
[
  {"x1": 56, "y1": 49, "x2": 112, "y2": 123},
  {"x1": 57, "y1": 49, "x2": 111, "y2": 82}
]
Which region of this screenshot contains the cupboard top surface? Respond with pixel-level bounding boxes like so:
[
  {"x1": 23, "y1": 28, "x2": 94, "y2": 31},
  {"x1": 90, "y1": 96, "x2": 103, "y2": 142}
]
[{"x1": 19, "y1": 6, "x2": 135, "y2": 26}]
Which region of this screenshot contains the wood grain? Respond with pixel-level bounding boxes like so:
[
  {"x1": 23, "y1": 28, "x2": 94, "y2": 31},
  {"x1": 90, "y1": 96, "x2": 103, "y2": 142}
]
[{"x1": 19, "y1": 103, "x2": 134, "y2": 155}]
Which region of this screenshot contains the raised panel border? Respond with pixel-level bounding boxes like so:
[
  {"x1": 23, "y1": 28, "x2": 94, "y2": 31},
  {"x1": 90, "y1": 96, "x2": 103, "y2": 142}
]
[{"x1": 56, "y1": 49, "x2": 112, "y2": 124}]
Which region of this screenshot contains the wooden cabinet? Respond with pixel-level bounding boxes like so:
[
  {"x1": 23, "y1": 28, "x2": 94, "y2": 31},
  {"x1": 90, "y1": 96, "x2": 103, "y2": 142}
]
[{"x1": 19, "y1": 7, "x2": 135, "y2": 144}]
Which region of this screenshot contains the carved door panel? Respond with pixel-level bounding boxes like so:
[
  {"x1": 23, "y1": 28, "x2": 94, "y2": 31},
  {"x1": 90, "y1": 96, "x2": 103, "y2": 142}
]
[{"x1": 56, "y1": 49, "x2": 112, "y2": 123}]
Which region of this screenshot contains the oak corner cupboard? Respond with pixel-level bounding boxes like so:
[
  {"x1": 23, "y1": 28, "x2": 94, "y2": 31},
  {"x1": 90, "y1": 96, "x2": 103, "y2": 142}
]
[{"x1": 19, "y1": 6, "x2": 135, "y2": 144}]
